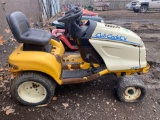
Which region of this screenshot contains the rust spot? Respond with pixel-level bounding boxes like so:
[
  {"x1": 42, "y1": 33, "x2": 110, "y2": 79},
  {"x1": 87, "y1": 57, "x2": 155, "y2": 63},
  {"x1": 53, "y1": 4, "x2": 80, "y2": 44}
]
[
  {"x1": 62, "y1": 63, "x2": 68, "y2": 69},
  {"x1": 55, "y1": 54, "x2": 61, "y2": 63},
  {"x1": 32, "y1": 83, "x2": 39, "y2": 88},
  {"x1": 62, "y1": 73, "x2": 100, "y2": 84},
  {"x1": 62, "y1": 63, "x2": 80, "y2": 70},
  {"x1": 71, "y1": 64, "x2": 80, "y2": 69},
  {"x1": 62, "y1": 54, "x2": 69, "y2": 58}
]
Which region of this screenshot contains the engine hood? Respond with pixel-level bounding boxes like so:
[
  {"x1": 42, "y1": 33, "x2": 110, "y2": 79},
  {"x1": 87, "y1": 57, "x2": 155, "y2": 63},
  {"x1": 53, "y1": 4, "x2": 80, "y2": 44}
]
[{"x1": 91, "y1": 22, "x2": 144, "y2": 47}]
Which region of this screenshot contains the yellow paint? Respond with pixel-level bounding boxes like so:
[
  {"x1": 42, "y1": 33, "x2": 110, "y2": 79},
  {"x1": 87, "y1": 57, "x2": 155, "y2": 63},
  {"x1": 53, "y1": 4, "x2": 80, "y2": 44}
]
[
  {"x1": 99, "y1": 69, "x2": 109, "y2": 76},
  {"x1": 63, "y1": 54, "x2": 100, "y2": 69},
  {"x1": 113, "y1": 64, "x2": 150, "y2": 76},
  {"x1": 142, "y1": 64, "x2": 150, "y2": 73},
  {"x1": 67, "y1": 64, "x2": 73, "y2": 70},
  {"x1": 63, "y1": 54, "x2": 81, "y2": 62},
  {"x1": 97, "y1": 63, "x2": 149, "y2": 77},
  {"x1": 81, "y1": 20, "x2": 88, "y2": 23},
  {"x1": 49, "y1": 39, "x2": 65, "y2": 56},
  {"x1": 83, "y1": 77, "x2": 87, "y2": 80},
  {"x1": 9, "y1": 39, "x2": 65, "y2": 85}
]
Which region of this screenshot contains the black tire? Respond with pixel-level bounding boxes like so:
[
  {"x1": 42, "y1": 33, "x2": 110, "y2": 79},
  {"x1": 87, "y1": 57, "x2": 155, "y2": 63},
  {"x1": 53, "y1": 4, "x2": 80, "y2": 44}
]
[
  {"x1": 115, "y1": 75, "x2": 146, "y2": 103},
  {"x1": 133, "y1": 8, "x2": 140, "y2": 13},
  {"x1": 140, "y1": 5, "x2": 148, "y2": 13},
  {"x1": 11, "y1": 72, "x2": 56, "y2": 106}
]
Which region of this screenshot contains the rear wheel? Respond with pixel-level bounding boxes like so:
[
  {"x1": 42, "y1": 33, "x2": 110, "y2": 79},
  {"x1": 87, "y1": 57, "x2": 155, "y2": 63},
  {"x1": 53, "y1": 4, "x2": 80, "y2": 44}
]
[
  {"x1": 140, "y1": 5, "x2": 148, "y2": 13},
  {"x1": 115, "y1": 75, "x2": 146, "y2": 103},
  {"x1": 11, "y1": 72, "x2": 56, "y2": 106}
]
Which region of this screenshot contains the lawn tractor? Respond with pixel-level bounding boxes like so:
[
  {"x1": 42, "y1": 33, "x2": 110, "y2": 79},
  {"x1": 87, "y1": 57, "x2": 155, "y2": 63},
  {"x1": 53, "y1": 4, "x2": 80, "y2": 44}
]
[{"x1": 7, "y1": 8, "x2": 149, "y2": 106}]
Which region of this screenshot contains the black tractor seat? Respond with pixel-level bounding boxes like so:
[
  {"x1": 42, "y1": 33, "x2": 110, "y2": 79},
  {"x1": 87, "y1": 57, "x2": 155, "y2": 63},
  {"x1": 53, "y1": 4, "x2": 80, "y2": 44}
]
[
  {"x1": 6, "y1": 11, "x2": 52, "y2": 52},
  {"x1": 20, "y1": 28, "x2": 51, "y2": 46}
]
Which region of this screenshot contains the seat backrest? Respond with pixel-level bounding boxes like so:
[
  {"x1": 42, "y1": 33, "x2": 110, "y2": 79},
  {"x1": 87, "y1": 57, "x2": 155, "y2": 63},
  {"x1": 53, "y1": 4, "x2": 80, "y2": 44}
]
[{"x1": 6, "y1": 11, "x2": 30, "y2": 43}]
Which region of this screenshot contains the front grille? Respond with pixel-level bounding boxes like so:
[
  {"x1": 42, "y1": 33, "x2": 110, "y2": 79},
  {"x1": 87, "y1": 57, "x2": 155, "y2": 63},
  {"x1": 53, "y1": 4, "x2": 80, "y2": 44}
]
[{"x1": 105, "y1": 24, "x2": 120, "y2": 29}]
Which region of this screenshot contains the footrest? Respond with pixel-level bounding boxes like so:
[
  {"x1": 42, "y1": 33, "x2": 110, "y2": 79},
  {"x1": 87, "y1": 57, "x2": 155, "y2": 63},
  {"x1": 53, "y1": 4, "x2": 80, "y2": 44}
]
[{"x1": 62, "y1": 69, "x2": 90, "y2": 79}]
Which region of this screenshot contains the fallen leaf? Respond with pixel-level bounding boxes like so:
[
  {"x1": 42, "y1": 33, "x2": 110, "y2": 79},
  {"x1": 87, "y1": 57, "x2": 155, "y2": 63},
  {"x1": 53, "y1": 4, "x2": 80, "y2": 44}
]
[
  {"x1": 0, "y1": 82, "x2": 5, "y2": 87},
  {"x1": 4, "y1": 68, "x2": 8, "y2": 71},
  {"x1": 0, "y1": 67, "x2": 3, "y2": 72},
  {"x1": 62, "y1": 103, "x2": 69, "y2": 109},
  {"x1": 10, "y1": 74, "x2": 14, "y2": 79},
  {"x1": 3, "y1": 80, "x2": 9, "y2": 83},
  {"x1": 0, "y1": 36, "x2": 6, "y2": 45},
  {"x1": 4, "y1": 28, "x2": 10, "y2": 34},
  {"x1": 2, "y1": 106, "x2": 11, "y2": 111},
  {"x1": 6, "y1": 108, "x2": 15, "y2": 115},
  {"x1": 11, "y1": 38, "x2": 16, "y2": 41},
  {"x1": 0, "y1": 40, "x2": 5, "y2": 45},
  {"x1": 52, "y1": 96, "x2": 58, "y2": 101},
  {"x1": 0, "y1": 36, "x2": 3, "y2": 40},
  {"x1": 36, "y1": 104, "x2": 48, "y2": 107}
]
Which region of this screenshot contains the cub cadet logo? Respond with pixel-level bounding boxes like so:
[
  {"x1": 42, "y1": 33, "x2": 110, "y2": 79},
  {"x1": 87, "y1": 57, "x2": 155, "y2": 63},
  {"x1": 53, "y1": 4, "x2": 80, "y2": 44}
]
[{"x1": 93, "y1": 33, "x2": 128, "y2": 42}]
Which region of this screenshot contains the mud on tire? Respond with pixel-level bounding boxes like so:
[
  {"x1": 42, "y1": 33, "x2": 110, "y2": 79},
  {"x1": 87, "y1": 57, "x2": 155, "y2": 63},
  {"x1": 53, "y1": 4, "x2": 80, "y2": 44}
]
[
  {"x1": 115, "y1": 75, "x2": 146, "y2": 103},
  {"x1": 11, "y1": 72, "x2": 56, "y2": 106}
]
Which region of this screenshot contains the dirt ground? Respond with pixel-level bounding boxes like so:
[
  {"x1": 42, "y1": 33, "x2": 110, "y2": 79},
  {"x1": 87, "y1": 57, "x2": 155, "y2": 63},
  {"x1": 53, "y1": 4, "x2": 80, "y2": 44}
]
[{"x1": 0, "y1": 10, "x2": 160, "y2": 120}]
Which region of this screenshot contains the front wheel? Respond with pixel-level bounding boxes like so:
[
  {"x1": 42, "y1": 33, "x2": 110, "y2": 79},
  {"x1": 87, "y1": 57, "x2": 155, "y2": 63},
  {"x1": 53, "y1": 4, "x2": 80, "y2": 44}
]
[
  {"x1": 115, "y1": 75, "x2": 146, "y2": 103},
  {"x1": 11, "y1": 72, "x2": 56, "y2": 106},
  {"x1": 140, "y1": 5, "x2": 148, "y2": 13},
  {"x1": 133, "y1": 8, "x2": 140, "y2": 13}
]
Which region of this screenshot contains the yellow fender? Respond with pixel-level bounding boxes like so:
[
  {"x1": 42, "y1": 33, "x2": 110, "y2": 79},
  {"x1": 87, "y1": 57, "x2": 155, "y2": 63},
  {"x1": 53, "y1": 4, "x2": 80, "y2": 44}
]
[{"x1": 9, "y1": 44, "x2": 63, "y2": 85}]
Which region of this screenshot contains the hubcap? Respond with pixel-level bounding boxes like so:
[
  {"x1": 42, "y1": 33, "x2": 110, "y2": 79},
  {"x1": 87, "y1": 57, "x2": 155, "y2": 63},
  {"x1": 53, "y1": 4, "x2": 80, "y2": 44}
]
[
  {"x1": 123, "y1": 87, "x2": 141, "y2": 101},
  {"x1": 141, "y1": 6, "x2": 147, "y2": 12},
  {"x1": 18, "y1": 81, "x2": 47, "y2": 103}
]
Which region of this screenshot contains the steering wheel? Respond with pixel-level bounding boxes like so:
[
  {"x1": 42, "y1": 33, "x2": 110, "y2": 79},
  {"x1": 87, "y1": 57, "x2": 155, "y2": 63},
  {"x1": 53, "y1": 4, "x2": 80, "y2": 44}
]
[{"x1": 58, "y1": 8, "x2": 83, "y2": 23}]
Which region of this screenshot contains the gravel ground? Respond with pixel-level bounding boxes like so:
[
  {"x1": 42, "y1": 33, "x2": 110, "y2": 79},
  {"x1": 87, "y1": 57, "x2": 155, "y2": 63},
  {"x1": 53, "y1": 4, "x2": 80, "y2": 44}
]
[{"x1": 0, "y1": 10, "x2": 160, "y2": 120}]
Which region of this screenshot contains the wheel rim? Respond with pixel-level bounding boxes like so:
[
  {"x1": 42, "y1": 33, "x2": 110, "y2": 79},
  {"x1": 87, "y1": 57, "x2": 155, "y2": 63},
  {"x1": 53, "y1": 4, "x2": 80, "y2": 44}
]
[
  {"x1": 18, "y1": 81, "x2": 47, "y2": 103},
  {"x1": 141, "y1": 6, "x2": 147, "y2": 12},
  {"x1": 123, "y1": 87, "x2": 141, "y2": 101}
]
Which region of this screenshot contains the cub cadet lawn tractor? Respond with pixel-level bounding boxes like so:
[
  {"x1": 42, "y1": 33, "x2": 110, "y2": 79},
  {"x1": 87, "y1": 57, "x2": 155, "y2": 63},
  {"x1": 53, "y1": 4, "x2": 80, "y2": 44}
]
[{"x1": 7, "y1": 8, "x2": 149, "y2": 106}]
